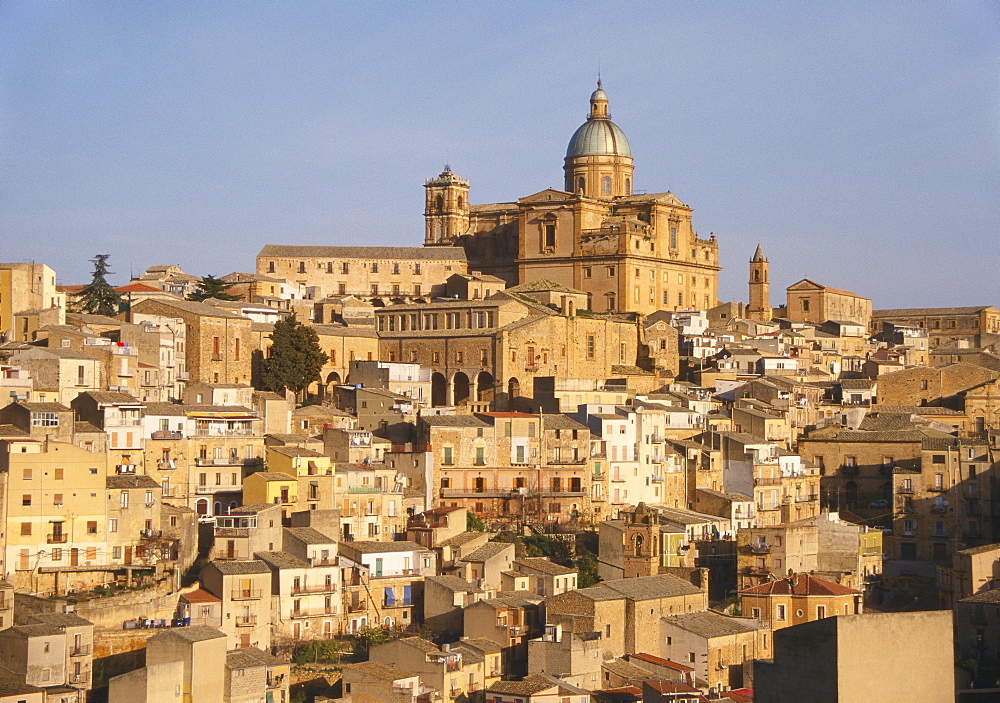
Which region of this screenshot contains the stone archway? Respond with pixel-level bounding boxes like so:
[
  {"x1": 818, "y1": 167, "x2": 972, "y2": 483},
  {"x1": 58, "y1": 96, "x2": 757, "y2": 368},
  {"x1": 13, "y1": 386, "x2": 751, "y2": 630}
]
[
  {"x1": 476, "y1": 371, "x2": 495, "y2": 405},
  {"x1": 453, "y1": 372, "x2": 471, "y2": 407},
  {"x1": 431, "y1": 372, "x2": 447, "y2": 407},
  {"x1": 507, "y1": 377, "x2": 521, "y2": 411}
]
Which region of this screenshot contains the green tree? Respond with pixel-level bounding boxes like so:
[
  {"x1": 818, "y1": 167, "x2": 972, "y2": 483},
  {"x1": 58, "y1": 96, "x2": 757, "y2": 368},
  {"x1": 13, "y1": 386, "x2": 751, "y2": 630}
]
[
  {"x1": 467, "y1": 511, "x2": 487, "y2": 532},
  {"x1": 75, "y1": 254, "x2": 124, "y2": 316},
  {"x1": 187, "y1": 274, "x2": 241, "y2": 302},
  {"x1": 260, "y1": 314, "x2": 328, "y2": 402}
]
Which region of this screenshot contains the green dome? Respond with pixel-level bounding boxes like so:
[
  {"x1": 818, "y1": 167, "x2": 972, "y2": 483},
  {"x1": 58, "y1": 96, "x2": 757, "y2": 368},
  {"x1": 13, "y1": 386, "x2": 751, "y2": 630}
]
[{"x1": 566, "y1": 118, "x2": 632, "y2": 158}]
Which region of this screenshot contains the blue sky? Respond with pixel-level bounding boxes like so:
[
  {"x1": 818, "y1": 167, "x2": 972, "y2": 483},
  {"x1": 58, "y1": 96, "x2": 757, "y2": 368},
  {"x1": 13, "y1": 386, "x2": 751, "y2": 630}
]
[{"x1": 3, "y1": 1, "x2": 999, "y2": 308}]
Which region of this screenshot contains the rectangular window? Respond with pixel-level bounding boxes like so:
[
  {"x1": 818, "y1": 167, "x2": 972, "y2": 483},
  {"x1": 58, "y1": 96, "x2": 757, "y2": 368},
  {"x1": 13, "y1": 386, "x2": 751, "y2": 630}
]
[
  {"x1": 87, "y1": 521, "x2": 97, "y2": 534},
  {"x1": 109, "y1": 518, "x2": 118, "y2": 533},
  {"x1": 20, "y1": 522, "x2": 31, "y2": 536},
  {"x1": 443, "y1": 447, "x2": 453, "y2": 465},
  {"x1": 586, "y1": 336, "x2": 595, "y2": 359},
  {"x1": 22, "y1": 495, "x2": 31, "y2": 506}
]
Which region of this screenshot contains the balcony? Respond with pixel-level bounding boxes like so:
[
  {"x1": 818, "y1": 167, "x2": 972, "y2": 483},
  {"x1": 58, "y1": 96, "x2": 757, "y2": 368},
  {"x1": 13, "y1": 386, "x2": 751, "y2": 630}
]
[
  {"x1": 931, "y1": 506, "x2": 947, "y2": 514},
  {"x1": 151, "y1": 430, "x2": 184, "y2": 440},
  {"x1": 70, "y1": 644, "x2": 91, "y2": 657},
  {"x1": 235, "y1": 615, "x2": 257, "y2": 627},
  {"x1": 927, "y1": 485, "x2": 948, "y2": 492},
  {"x1": 115, "y1": 464, "x2": 137, "y2": 474},
  {"x1": 795, "y1": 494, "x2": 818, "y2": 503},
  {"x1": 290, "y1": 607, "x2": 336, "y2": 619},
  {"x1": 47, "y1": 533, "x2": 68, "y2": 544},
  {"x1": 231, "y1": 589, "x2": 263, "y2": 601},
  {"x1": 196, "y1": 484, "x2": 237, "y2": 494},
  {"x1": 69, "y1": 671, "x2": 90, "y2": 684},
  {"x1": 157, "y1": 459, "x2": 177, "y2": 470},
  {"x1": 291, "y1": 583, "x2": 337, "y2": 595},
  {"x1": 744, "y1": 566, "x2": 770, "y2": 575},
  {"x1": 139, "y1": 529, "x2": 163, "y2": 540},
  {"x1": 348, "y1": 486, "x2": 383, "y2": 494},
  {"x1": 749, "y1": 543, "x2": 770, "y2": 554},
  {"x1": 897, "y1": 486, "x2": 914, "y2": 494}
]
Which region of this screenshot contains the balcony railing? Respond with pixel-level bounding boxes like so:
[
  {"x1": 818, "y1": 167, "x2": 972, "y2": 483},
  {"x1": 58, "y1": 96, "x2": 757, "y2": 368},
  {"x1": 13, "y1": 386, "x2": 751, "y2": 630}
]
[
  {"x1": 151, "y1": 430, "x2": 184, "y2": 440},
  {"x1": 196, "y1": 484, "x2": 238, "y2": 494},
  {"x1": 235, "y1": 615, "x2": 257, "y2": 627},
  {"x1": 291, "y1": 583, "x2": 337, "y2": 595},
  {"x1": 897, "y1": 486, "x2": 914, "y2": 494},
  {"x1": 47, "y1": 533, "x2": 68, "y2": 544},
  {"x1": 231, "y1": 589, "x2": 263, "y2": 601},
  {"x1": 69, "y1": 671, "x2": 90, "y2": 684},
  {"x1": 290, "y1": 607, "x2": 336, "y2": 618},
  {"x1": 70, "y1": 644, "x2": 91, "y2": 657},
  {"x1": 749, "y1": 543, "x2": 770, "y2": 554}
]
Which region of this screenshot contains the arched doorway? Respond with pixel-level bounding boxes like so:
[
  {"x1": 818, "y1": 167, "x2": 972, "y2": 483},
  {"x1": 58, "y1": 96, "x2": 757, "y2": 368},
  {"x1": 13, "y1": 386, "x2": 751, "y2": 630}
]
[
  {"x1": 476, "y1": 371, "x2": 495, "y2": 404},
  {"x1": 431, "y1": 372, "x2": 447, "y2": 407},
  {"x1": 507, "y1": 377, "x2": 520, "y2": 411},
  {"x1": 325, "y1": 372, "x2": 341, "y2": 398},
  {"x1": 453, "y1": 372, "x2": 471, "y2": 407},
  {"x1": 195, "y1": 499, "x2": 209, "y2": 516}
]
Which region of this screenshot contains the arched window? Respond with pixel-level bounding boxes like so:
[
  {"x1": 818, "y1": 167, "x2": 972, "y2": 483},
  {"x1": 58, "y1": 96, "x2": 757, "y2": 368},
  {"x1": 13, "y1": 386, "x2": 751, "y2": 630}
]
[
  {"x1": 435, "y1": 195, "x2": 444, "y2": 211},
  {"x1": 601, "y1": 176, "x2": 612, "y2": 195},
  {"x1": 625, "y1": 178, "x2": 631, "y2": 195},
  {"x1": 577, "y1": 176, "x2": 585, "y2": 192},
  {"x1": 457, "y1": 195, "x2": 464, "y2": 209},
  {"x1": 753, "y1": 270, "x2": 760, "y2": 282}
]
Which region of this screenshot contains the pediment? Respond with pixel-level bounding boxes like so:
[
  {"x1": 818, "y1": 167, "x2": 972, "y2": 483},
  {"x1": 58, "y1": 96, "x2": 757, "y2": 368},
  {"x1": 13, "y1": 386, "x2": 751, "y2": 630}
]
[{"x1": 518, "y1": 188, "x2": 573, "y2": 204}]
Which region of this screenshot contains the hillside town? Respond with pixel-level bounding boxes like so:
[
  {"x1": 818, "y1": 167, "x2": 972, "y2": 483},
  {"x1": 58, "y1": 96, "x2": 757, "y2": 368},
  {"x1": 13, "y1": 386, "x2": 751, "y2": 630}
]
[{"x1": 0, "y1": 85, "x2": 996, "y2": 703}]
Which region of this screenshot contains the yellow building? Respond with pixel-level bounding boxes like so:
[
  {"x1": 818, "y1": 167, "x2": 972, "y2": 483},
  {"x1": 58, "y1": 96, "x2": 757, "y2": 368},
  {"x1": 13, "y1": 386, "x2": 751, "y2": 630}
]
[
  {"x1": 0, "y1": 439, "x2": 108, "y2": 592},
  {"x1": 739, "y1": 572, "x2": 863, "y2": 630},
  {"x1": 0, "y1": 262, "x2": 65, "y2": 342},
  {"x1": 242, "y1": 471, "x2": 298, "y2": 520}
]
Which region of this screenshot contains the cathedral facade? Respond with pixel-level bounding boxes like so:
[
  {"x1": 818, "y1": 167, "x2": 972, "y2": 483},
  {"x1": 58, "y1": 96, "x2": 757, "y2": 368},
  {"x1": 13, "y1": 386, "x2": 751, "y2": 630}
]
[{"x1": 424, "y1": 83, "x2": 721, "y2": 315}]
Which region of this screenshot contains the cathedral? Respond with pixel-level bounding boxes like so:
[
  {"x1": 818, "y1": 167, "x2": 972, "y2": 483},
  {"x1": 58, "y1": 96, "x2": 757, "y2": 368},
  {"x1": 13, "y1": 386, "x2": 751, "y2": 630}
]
[{"x1": 423, "y1": 82, "x2": 721, "y2": 315}]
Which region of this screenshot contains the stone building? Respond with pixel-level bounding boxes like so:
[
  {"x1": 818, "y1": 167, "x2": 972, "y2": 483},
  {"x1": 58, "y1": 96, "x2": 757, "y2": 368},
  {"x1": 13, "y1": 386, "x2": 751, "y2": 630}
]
[
  {"x1": 375, "y1": 279, "x2": 646, "y2": 412},
  {"x1": 754, "y1": 611, "x2": 954, "y2": 703},
  {"x1": 870, "y1": 305, "x2": 1000, "y2": 349},
  {"x1": 255, "y1": 244, "x2": 468, "y2": 302},
  {"x1": 0, "y1": 262, "x2": 65, "y2": 343},
  {"x1": 785, "y1": 279, "x2": 872, "y2": 327},
  {"x1": 420, "y1": 412, "x2": 596, "y2": 524},
  {"x1": 739, "y1": 573, "x2": 863, "y2": 631},
  {"x1": 129, "y1": 298, "x2": 255, "y2": 386},
  {"x1": 658, "y1": 610, "x2": 768, "y2": 691},
  {"x1": 425, "y1": 84, "x2": 720, "y2": 315}
]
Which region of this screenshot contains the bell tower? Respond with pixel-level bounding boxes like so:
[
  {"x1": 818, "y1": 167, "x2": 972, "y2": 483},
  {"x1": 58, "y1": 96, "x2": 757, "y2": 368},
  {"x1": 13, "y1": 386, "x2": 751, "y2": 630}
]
[
  {"x1": 747, "y1": 244, "x2": 772, "y2": 322},
  {"x1": 424, "y1": 166, "x2": 470, "y2": 246}
]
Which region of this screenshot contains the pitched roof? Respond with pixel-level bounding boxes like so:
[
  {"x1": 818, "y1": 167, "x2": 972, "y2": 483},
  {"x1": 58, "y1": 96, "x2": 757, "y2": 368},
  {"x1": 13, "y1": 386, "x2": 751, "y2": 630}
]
[
  {"x1": 661, "y1": 610, "x2": 757, "y2": 638},
  {"x1": 106, "y1": 475, "x2": 161, "y2": 489},
  {"x1": 629, "y1": 652, "x2": 694, "y2": 672},
  {"x1": 461, "y1": 542, "x2": 513, "y2": 563},
  {"x1": 284, "y1": 526, "x2": 336, "y2": 544},
  {"x1": 343, "y1": 660, "x2": 414, "y2": 681},
  {"x1": 425, "y1": 575, "x2": 484, "y2": 593},
  {"x1": 341, "y1": 540, "x2": 426, "y2": 554},
  {"x1": 515, "y1": 557, "x2": 576, "y2": 576},
  {"x1": 156, "y1": 625, "x2": 227, "y2": 643},
  {"x1": 255, "y1": 551, "x2": 310, "y2": 570},
  {"x1": 873, "y1": 306, "x2": 996, "y2": 317},
  {"x1": 208, "y1": 559, "x2": 271, "y2": 575},
  {"x1": 740, "y1": 573, "x2": 860, "y2": 597},
  {"x1": 28, "y1": 612, "x2": 93, "y2": 628},
  {"x1": 226, "y1": 646, "x2": 285, "y2": 669},
  {"x1": 600, "y1": 573, "x2": 703, "y2": 601}
]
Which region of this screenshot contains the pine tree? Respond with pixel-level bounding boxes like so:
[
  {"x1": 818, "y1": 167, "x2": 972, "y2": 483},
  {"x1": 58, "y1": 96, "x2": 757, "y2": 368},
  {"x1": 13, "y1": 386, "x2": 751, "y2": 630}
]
[
  {"x1": 187, "y1": 274, "x2": 241, "y2": 302},
  {"x1": 260, "y1": 314, "x2": 328, "y2": 402},
  {"x1": 76, "y1": 254, "x2": 124, "y2": 316}
]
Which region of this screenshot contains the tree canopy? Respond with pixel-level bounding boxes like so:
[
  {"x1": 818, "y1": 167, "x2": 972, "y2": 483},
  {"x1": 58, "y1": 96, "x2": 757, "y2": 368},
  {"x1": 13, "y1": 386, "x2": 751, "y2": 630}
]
[
  {"x1": 260, "y1": 314, "x2": 328, "y2": 401},
  {"x1": 75, "y1": 254, "x2": 124, "y2": 317},
  {"x1": 187, "y1": 274, "x2": 241, "y2": 302}
]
